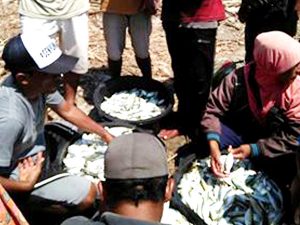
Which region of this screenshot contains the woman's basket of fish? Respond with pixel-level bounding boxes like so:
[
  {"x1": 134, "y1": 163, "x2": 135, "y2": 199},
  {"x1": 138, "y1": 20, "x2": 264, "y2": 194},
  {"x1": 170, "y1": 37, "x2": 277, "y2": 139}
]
[
  {"x1": 93, "y1": 76, "x2": 174, "y2": 128},
  {"x1": 162, "y1": 154, "x2": 283, "y2": 225}
]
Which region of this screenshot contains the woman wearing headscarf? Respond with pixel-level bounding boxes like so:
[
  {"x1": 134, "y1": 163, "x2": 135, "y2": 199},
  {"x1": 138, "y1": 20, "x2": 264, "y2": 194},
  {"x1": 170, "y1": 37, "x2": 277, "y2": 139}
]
[
  {"x1": 202, "y1": 30, "x2": 300, "y2": 174},
  {"x1": 201, "y1": 31, "x2": 300, "y2": 223}
]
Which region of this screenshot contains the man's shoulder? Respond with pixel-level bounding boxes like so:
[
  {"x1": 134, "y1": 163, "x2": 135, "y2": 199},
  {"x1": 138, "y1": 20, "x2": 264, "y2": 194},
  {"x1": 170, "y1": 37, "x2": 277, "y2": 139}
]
[
  {"x1": 0, "y1": 77, "x2": 24, "y2": 104},
  {"x1": 0, "y1": 85, "x2": 16, "y2": 97},
  {"x1": 101, "y1": 212, "x2": 169, "y2": 225},
  {"x1": 61, "y1": 213, "x2": 170, "y2": 225},
  {"x1": 0, "y1": 86, "x2": 30, "y2": 121},
  {"x1": 0, "y1": 86, "x2": 21, "y2": 114},
  {"x1": 61, "y1": 216, "x2": 103, "y2": 225}
]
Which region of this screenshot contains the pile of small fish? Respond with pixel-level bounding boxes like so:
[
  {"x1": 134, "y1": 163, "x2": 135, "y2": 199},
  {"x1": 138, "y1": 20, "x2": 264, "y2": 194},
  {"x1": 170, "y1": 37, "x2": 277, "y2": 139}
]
[
  {"x1": 168, "y1": 154, "x2": 283, "y2": 225},
  {"x1": 63, "y1": 126, "x2": 133, "y2": 182},
  {"x1": 100, "y1": 88, "x2": 166, "y2": 121}
]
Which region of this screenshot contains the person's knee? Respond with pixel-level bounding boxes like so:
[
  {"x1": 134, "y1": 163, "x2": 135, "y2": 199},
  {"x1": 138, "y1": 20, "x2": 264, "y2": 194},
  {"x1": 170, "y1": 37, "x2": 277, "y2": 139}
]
[
  {"x1": 78, "y1": 182, "x2": 97, "y2": 211},
  {"x1": 134, "y1": 50, "x2": 150, "y2": 60}
]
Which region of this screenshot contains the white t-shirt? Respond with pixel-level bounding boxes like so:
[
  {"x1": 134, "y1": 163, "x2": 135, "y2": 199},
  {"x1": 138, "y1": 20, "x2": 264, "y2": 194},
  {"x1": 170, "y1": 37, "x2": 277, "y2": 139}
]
[{"x1": 19, "y1": 0, "x2": 89, "y2": 19}]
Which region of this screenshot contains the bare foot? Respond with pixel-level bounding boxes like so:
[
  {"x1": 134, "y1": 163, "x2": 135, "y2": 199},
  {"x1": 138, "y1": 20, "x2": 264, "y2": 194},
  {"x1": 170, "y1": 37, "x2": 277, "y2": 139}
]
[{"x1": 158, "y1": 129, "x2": 181, "y2": 140}]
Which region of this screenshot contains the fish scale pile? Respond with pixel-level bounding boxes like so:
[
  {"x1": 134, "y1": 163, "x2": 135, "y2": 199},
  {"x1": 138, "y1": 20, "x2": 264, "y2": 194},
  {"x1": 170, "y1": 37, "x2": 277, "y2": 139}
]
[
  {"x1": 63, "y1": 126, "x2": 133, "y2": 182},
  {"x1": 100, "y1": 88, "x2": 166, "y2": 121},
  {"x1": 175, "y1": 155, "x2": 283, "y2": 225}
]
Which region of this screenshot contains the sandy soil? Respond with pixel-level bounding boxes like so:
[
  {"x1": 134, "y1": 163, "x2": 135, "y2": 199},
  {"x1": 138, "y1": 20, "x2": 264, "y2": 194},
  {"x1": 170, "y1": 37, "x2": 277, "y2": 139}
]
[
  {"x1": 0, "y1": 0, "x2": 246, "y2": 173},
  {"x1": 0, "y1": 0, "x2": 245, "y2": 78}
]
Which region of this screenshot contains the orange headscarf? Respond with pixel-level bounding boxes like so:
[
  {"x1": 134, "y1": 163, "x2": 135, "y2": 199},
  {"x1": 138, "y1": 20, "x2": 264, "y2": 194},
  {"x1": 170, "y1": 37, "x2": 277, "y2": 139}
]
[{"x1": 244, "y1": 31, "x2": 300, "y2": 122}]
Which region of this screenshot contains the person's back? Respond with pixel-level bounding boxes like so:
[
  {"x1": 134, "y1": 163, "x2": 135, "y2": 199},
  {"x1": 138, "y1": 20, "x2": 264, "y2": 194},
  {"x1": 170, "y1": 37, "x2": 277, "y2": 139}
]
[
  {"x1": 62, "y1": 212, "x2": 170, "y2": 225},
  {"x1": 238, "y1": 0, "x2": 299, "y2": 62},
  {"x1": 61, "y1": 133, "x2": 174, "y2": 225}
]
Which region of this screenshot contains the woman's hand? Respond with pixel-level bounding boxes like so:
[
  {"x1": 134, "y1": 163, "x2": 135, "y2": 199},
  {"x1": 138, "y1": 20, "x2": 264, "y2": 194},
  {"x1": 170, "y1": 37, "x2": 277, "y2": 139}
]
[
  {"x1": 209, "y1": 140, "x2": 228, "y2": 178},
  {"x1": 229, "y1": 144, "x2": 251, "y2": 159}
]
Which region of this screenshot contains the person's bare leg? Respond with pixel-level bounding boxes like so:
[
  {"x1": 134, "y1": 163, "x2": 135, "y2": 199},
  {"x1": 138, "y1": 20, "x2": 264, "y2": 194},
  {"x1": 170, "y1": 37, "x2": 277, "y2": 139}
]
[{"x1": 64, "y1": 72, "x2": 80, "y2": 105}]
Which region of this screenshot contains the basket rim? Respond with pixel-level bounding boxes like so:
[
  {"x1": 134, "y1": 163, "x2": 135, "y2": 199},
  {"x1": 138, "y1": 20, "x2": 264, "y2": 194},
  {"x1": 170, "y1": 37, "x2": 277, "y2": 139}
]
[{"x1": 93, "y1": 76, "x2": 174, "y2": 126}]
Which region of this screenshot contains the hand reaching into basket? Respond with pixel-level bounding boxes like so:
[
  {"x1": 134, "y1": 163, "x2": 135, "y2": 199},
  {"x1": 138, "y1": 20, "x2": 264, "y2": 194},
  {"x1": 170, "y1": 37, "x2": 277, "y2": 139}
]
[
  {"x1": 52, "y1": 100, "x2": 115, "y2": 143},
  {"x1": 209, "y1": 140, "x2": 229, "y2": 178},
  {"x1": 101, "y1": 131, "x2": 115, "y2": 143},
  {"x1": 228, "y1": 144, "x2": 251, "y2": 159}
]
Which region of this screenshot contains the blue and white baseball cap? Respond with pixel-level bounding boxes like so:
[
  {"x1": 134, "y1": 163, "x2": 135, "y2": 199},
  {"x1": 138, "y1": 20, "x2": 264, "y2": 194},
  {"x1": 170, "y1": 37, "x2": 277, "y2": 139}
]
[{"x1": 2, "y1": 32, "x2": 78, "y2": 74}]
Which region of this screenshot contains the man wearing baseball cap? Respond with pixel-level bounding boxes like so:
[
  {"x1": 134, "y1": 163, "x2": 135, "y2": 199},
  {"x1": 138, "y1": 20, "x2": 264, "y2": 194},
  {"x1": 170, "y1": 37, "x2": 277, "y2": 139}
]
[
  {"x1": 61, "y1": 133, "x2": 174, "y2": 225},
  {"x1": 0, "y1": 32, "x2": 113, "y2": 220}
]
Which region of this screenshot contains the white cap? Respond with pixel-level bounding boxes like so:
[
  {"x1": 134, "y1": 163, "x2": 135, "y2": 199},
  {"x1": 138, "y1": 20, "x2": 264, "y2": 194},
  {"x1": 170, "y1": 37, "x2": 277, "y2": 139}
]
[
  {"x1": 2, "y1": 32, "x2": 78, "y2": 74},
  {"x1": 21, "y1": 32, "x2": 62, "y2": 70}
]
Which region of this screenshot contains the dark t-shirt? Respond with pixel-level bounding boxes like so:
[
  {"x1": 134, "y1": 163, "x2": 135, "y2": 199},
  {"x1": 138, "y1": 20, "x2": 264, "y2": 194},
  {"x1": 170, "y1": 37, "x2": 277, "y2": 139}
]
[{"x1": 61, "y1": 212, "x2": 170, "y2": 225}]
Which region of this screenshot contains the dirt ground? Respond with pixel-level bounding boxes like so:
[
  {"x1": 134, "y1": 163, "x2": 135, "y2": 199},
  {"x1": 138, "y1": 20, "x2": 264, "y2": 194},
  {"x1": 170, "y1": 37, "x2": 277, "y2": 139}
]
[
  {"x1": 0, "y1": 0, "x2": 245, "y2": 82},
  {"x1": 0, "y1": 0, "x2": 247, "y2": 174}
]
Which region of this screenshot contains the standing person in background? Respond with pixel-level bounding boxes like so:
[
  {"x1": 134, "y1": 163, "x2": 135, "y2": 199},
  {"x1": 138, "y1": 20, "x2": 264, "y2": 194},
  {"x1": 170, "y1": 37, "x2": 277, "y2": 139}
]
[
  {"x1": 161, "y1": 0, "x2": 181, "y2": 79},
  {"x1": 100, "y1": 0, "x2": 155, "y2": 78},
  {"x1": 61, "y1": 133, "x2": 174, "y2": 225},
  {"x1": 19, "y1": 0, "x2": 90, "y2": 105},
  {"x1": 238, "y1": 0, "x2": 300, "y2": 62},
  {"x1": 159, "y1": 0, "x2": 225, "y2": 141}
]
